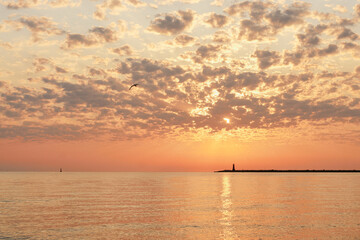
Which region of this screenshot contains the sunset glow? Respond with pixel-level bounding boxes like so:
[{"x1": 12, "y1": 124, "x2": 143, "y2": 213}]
[{"x1": 0, "y1": 0, "x2": 360, "y2": 171}]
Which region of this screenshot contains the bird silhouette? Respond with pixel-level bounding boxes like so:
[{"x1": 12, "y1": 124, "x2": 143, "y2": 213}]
[{"x1": 129, "y1": 83, "x2": 139, "y2": 90}]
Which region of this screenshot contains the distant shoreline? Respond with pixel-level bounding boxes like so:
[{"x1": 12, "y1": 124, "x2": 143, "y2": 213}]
[{"x1": 215, "y1": 170, "x2": 360, "y2": 173}]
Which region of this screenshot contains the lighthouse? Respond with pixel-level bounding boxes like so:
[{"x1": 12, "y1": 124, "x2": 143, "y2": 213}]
[{"x1": 232, "y1": 164, "x2": 235, "y2": 171}]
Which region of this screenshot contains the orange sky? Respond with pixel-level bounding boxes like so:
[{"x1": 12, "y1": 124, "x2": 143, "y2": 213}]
[{"x1": 0, "y1": 0, "x2": 360, "y2": 171}]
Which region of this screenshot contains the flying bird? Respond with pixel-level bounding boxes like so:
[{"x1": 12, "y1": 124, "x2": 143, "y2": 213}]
[{"x1": 129, "y1": 83, "x2": 139, "y2": 90}]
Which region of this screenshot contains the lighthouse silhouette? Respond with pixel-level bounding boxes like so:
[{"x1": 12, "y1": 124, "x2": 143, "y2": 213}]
[{"x1": 232, "y1": 164, "x2": 235, "y2": 171}]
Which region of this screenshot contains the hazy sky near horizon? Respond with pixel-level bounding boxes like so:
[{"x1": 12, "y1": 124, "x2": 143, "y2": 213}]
[{"x1": 0, "y1": 0, "x2": 360, "y2": 171}]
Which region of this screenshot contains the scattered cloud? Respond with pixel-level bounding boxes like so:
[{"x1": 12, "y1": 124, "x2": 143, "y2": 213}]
[
  {"x1": 0, "y1": 0, "x2": 360, "y2": 142},
  {"x1": 2, "y1": 0, "x2": 81, "y2": 9},
  {"x1": 166, "y1": 34, "x2": 196, "y2": 46},
  {"x1": 2, "y1": 0, "x2": 44, "y2": 9},
  {"x1": 252, "y1": 50, "x2": 281, "y2": 69},
  {"x1": 147, "y1": 9, "x2": 195, "y2": 35},
  {"x1": 204, "y1": 13, "x2": 229, "y2": 28},
  {"x1": 62, "y1": 26, "x2": 118, "y2": 49},
  {"x1": 111, "y1": 44, "x2": 134, "y2": 55},
  {"x1": 6, "y1": 16, "x2": 64, "y2": 42},
  {"x1": 225, "y1": 1, "x2": 310, "y2": 41}
]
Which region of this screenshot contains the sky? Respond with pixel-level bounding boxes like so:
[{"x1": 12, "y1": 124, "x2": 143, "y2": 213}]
[{"x1": 0, "y1": 0, "x2": 360, "y2": 171}]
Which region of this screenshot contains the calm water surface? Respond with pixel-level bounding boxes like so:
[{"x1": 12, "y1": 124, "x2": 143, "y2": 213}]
[{"x1": 0, "y1": 172, "x2": 360, "y2": 239}]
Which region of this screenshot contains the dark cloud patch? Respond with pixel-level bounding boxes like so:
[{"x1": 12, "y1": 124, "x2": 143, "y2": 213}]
[
  {"x1": 191, "y1": 44, "x2": 222, "y2": 63},
  {"x1": 42, "y1": 77, "x2": 112, "y2": 108},
  {"x1": 213, "y1": 30, "x2": 231, "y2": 43},
  {"x1": 238, "y1": 19, "x2": 273, "y2": 41},
  {"x1": 32, "y1": 57, "x2": 68, "y2": 74},
  {"x1": 116, "y1": 58, "x2": 187, "y2": 94},
  {"x1": 336, "y1": 28, "x2": 358, "y2": 40},
  {"x1": 111, "y1": 44, "x2": 133, "y2": 55},
  {"x1": 356, "y1": 66, "x2": 360, "y2": 73},
  {"x1": 309, "y1": 44, "x2": 338, "y2": 57},
  {"x1": 226, "y1": 1, "x2": 310, "y2": 41},
  {"x1": 7, "y1": 16, "x2": 64, "y2": 42},
  {"x1": 283, "y1": 50, "x2": 304, "y2": 66},
  {"x1": 89, "y1": 68, "x2": 107, "y2": 77},
  {"x1": 255, "y1": 43, "x2": 341, "y2": 68},
  {"x1": 343, "y1": 42, "x2": 358, "y2": 49},
  {"x1": 147, "y1": 10, "x2": 194, "y2": 35},
  {"x1": 296, "y1": 24, "x2": 327, "y2": 47},
  {"x1": 265, "y1": 2, "x2": 309, "y2": 29},
  {"x1": 196, "y1": 44, "x2": 221, "y2": 59},
  {"x1": 225, "y1": 1, "x2": 273, "y2": 19},
  {"x1": 0, "y1": 85, "x2": 61, "y2": 122},
  {"x1": 33, "y1": 57, "x2": 51, "y2": 72},
  {"x1": 253, "y1": 50, "x2": 281, "y2": 69},
  {"x1": 63, "y1": 34, "x2": 97, "y2": 48},
  {"x1": 173, "y1": 34, "x2": 196, "y2": 46},
  {"x1": 55, "y1": 66, "x2": 68, "y2": 73},
  {"x1": 204, "y1": 13, "x2": 229, "y2": 28},
  {"x1": 90, "y1": 27, "x2": 118, "y2": 42},
  {"x1": 0, "y1": 123, "x2": 84, "y2": 140},
  {"x1": 63, "y1": 26, "x2": 117, "y2": 49},
  {"x1": 4, "y1": 110, "x2": 22, "y2": 118},
  {"x1": 351, "y1": 85, "x2": 360, "y2": 91}
]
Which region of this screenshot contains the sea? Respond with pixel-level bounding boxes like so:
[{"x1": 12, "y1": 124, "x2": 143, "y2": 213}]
[{"x1": 0, "y1": 172, "x2": 359, "y2": 239}]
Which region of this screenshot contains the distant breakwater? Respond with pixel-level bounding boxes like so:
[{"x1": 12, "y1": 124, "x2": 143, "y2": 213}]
[{"x1": 215, "y1": 169, "x2": 360, "y2": 173}]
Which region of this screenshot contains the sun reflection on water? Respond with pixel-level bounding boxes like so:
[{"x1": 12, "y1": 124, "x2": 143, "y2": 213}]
[{"x1": 220, "y1": 175, "x2": 236, "y2": 239}]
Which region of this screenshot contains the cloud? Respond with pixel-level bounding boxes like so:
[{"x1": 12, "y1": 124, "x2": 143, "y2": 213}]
[
  {"x1": 62, "y1": 26, "x2": 118, "y2": 49},
  {"x1": 283, "y1": 49, "x2": 304, "y2": 66},
  {"x1": 213, "y1": 30, "x2": 232, "y2": 43},
  {"x1": 169, "y1": 34, "x2": 196, "y2": 46},
  {"x1": 93, "y1": 0, "x2": 145, "y2": 20},
  {"x1": 41, "y1": 77, "x2": 113, "y2": 108},
  {"x1": 3, "y1": 0, "x2": 44, "y2": 9},
  {"x1": 30, "y1": 57, "x2": 68, "y2": 74},
  {"x1": 204, "y1": 13, "x2": 229, "y2": 28},
  {"x1": 147, "y1": 9, "x2": 195, "y2": 35},
  {"x1": 2, "y1": 0, "x2": 81, "y2": 9},
  {"x1": 253, "y1": 50, "x2": 281, "y2": 69},
  {"x1": 309, "y1": 44, "x2": 338, "y2": 57},
  {"x1": 49, "y1": 0, "x2": 81, "y2": 7},
  {"x1": 265, "y1": 2, "x2": 309, "y2": 28},
  {"x1": 63, "y1": 34, "x2": 98, "y2": 48},
  {"x1": 329, "y1": 4, "x2": 347, "y2": 13},
  {"x1": 336, "y1": 28, "x2": 358, "y2": 40},
  {"x1": 225, "y1": 1, "x2": 273, "y2": 19},
  {"x1": 354, "y1": 4, "x2": 360, "y2": 18},
  {"x1": 126, "y1": 0, "x2": 146, "y2": 7},
  {"x1": 296, "y1": 24, "x2": 327, "y2": 47},
  {"x1": 100, "y1": 0, "x2": 144, "y2": 20},
  {"x1": 191, "y1": 44, "x2": 223, "y2": 63},
  {"x1": 55, "y1": 66, "x2": 68, "y2": 73},
  {"x1": 1, "y1": 0, "x2": 360, "y2": 142},
  {"x1": 210, "y1": 0, "x2": 223, "y2": 7},
  {"x1": 111, "y1": 44, "x2": 134, "y2": 55},
  {"x1": 1, "y1": 60, "x2": 359, "y2": 141},
  {"x1": 6, "y1": 16, "x2": 64, "y2": 42},
  {"x1": 0, "y1": 123, "x2": 85, "y2": 140},
  {"x1": 226, "y1": 1, "x2": 310, "y2": 41},
  {"x1": 154, "y1": 0, "x2": 200, "y2": 5}
]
